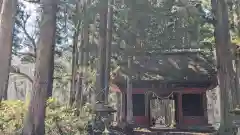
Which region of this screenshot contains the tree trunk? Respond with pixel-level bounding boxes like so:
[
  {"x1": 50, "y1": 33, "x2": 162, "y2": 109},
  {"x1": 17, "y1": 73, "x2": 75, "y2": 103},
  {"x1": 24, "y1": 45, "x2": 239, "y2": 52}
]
[
  {"x1": 75, "y1": 0, "x2": 90, "y2": 111},
  {"x1": 81, "y1": 0, "x2": 89, "y2": 106},
  {"x1": 0, "y1": 0, "x2": 18, "y2": 101},
  {"x1": 96, "y1": 0, "x2": 108, "y2": 103},
  {"x1": 75, "y1": 29, "x2": 83, "y2": 107},
  {"x1": 211, "y1": 0, "x2": 236, "y2": 134},
  {"x1": 0, "y1": 0, "x2": 2, "y2": 12},
  {"x1": 22, "y1": 0, "x2": 57, "y2": 134},
  {"x1": 104, "y1": 0, "x2": 113, "y2": 104},
  {"x1": 236, "y1": 54, "x2": 240, "y2": 105},
  {"x1": 69, "y1": 20, "x2": 80, "y2": 106},
  {"x1": 235, "y1": 0, "x2": 240, "y2": 106}
]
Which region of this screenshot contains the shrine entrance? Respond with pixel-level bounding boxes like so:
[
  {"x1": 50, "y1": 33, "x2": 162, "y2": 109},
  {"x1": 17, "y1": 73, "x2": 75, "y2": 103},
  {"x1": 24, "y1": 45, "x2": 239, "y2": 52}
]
[
  {"x1": 149, "y1": 93, "x2": 176, "y2": 128},
  {"x1": 150, "y1": 99, "x2": 175, "y2": 127},
  {"x1": 148, "y1": 91, "x2": 207, "y2": 128}
]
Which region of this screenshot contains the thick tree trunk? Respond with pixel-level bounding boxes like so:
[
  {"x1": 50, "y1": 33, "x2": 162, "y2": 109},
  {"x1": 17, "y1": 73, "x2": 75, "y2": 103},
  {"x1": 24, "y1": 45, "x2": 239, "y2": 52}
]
[
  {"x1": 104, "y1": 0, "x2": 113, "y2": 104},
  {"x1": 22, "y1": 0, "x2": 57, "y2": 134},
  {"x1": 0, "y1": 0, "x2": 18, "y2": 101},
  {"x1": 211, "y1": 0, "x2": 236, "y2": 134},
  {"x1": 96, "y1": 0, "x2": 108, "y2": 102}
]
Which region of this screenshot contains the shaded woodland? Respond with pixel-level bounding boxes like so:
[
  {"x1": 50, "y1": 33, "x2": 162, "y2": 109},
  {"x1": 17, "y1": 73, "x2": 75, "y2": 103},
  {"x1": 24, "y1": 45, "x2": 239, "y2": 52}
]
[{"x1": 0, "y1": 0, "x2": 240, "y2": 134}]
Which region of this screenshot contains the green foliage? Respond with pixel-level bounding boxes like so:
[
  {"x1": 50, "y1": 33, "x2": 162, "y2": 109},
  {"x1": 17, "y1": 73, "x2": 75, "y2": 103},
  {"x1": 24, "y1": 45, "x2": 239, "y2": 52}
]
[{"x1": 0, "y1": 98, "x2": 93, "y2": 135}]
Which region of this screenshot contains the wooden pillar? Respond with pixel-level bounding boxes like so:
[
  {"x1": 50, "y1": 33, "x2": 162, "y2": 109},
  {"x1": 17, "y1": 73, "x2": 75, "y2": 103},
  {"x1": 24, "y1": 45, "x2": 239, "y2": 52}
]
[
  {"x1": 126, "y1": 57, "x2": 133, "y2": 123},
  {"x1": 145, "y1": 92, "x2": 149, "y2": 126},
  {"x1": 116, "y1": 92, "x2": 121, "y2": 123},
  {"x1": 178, "y1": 92, "x2": 183, "y2": 126},
  {"x1": 202, "y1": 92, "x2": 208, "y2": 123},
  {"x1": 120, "y1": 92, "x2": 126, "y2": 123}
]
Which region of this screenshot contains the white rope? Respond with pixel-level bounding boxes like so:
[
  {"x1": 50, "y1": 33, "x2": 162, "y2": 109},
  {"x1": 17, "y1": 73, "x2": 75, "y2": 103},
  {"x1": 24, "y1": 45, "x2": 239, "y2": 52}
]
[{"x1": 145, "y1": 91, "x2": 174, "y2": 100}]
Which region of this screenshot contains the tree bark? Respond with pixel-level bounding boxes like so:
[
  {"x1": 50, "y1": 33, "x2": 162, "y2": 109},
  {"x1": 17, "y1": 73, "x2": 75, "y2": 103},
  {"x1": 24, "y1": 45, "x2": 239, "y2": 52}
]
[
  {"x1": 0, "y1": 0, "x2": 18, "y2": 101},
  {"x1": 236, "y1": 54, "x2": 240, "y2": 105},
  {"x1": 74, "y1": 30, "x2": 83, "y2": 107},
  {"x1": 96, "y1": 0, "x2": 108, "y2": 102},
  {"x1": 235, "y1": 0, "x2": 240, "y2": 106},
  {"x1": 75, "y1": 0, "x2": 90, "y2": 110},
  {"x1": 0, "y1": 0, "x2": 2, "y2": 12},
  {"x1": 69, "y1": 20, "x2": 80, "y2": 106},
  {"x1": 81, "y1": 0, "x2": 89, "y2": 106},
  {"x1": 211, "y1": 0, "x2": 236, "y2": 134},
  {"x1": 22, "y1": 0, "x2": 57, "y2": 134},
  {"x1": 104, "y1": 0, "x2": 113, "y2": 104}
]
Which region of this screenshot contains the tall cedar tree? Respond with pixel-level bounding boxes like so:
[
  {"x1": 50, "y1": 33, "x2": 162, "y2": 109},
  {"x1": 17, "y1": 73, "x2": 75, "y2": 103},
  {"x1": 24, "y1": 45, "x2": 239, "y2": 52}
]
[
  {"x1": 69, "y1": 6, "x2": 80, "y2": 106},
  {"x1": 22, "y1": 0, "x2": 57, "y2": 134},
  {"x1": 211, "y1": 0, "x2": 237, "y2": 134},
  {"x1": 96, "y1": 0, "x2": 108, "y2": 102},
  {"x1": 0, "y1": 0, "x2": 18, "y2": 100},
  {"x1": 75, "y1": 0, "x2": 89, "y2": 110},
  {"x1": 104, "y1": 0, "x2": 113, "y2": 104},
  {"x1": 0, "y1": 0, "x2": 2, "y2": 11}
]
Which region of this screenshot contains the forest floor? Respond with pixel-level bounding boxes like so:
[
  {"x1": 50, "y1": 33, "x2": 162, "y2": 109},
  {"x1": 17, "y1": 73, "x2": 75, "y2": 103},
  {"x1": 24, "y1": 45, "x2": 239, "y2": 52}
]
[{"x1": 133, "y1": 127, "x2": 217, "y2": 135}]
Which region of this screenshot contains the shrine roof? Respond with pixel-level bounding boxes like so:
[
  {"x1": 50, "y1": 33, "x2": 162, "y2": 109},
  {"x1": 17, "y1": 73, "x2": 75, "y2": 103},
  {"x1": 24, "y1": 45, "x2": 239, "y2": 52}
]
[{"x1": 116, "y1": 51, "x2": 216, "y2": 83}]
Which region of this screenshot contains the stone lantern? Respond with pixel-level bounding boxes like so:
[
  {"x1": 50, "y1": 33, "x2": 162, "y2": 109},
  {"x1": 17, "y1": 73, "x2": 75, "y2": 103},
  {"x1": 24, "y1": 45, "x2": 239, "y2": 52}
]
[{"x1": 92, "y1": 101, "x2": 116, "y2": 134}]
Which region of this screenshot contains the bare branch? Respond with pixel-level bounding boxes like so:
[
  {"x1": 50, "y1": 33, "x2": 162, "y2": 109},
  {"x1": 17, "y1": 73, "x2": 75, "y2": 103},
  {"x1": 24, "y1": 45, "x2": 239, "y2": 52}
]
[
  {"x1": 16, "y1": 13, "x2": 37, "y2": 52},
  {"x1": 10, "y1": 72, "x2": 33, "y2": 83},
  {"x1": 23, "y1": 0, "x2": 40, "y2": 3},
  {"x1": 16, "y1": 51, "x2": 36, "y2": 58},
  {"x1": 10, "y1": 66, "x2": 33, "y2": 83},
  {"x1": 19, "y1": 15, "x2": 37, "y2": 51},
  {"x1": 54, "y1": 74, "x2": 72, "y2": 80},
  {"x1": 22, "y1": 25, "x2": 37, "y2": 50}
]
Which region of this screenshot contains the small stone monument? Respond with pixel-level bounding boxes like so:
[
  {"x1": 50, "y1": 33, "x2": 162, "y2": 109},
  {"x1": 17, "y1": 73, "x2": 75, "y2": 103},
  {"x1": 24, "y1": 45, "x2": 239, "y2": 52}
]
[{"x1": 92, "y1": 101, "x2": 116, "y2": 134}]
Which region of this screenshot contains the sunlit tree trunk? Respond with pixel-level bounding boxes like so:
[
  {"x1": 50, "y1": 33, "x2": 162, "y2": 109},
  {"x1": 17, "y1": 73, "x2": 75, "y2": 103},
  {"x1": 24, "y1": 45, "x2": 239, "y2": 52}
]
[
  {"x1": 75, "y1": 29, "x2": 83, "y2": 107},
  {"x1": 75, "y1": 0, "x2": 90, "y2": 111},
  {"x1": 235, "y1": 0, "x2": 240, "y2": 106},
  {"x1": 81, "y1": 0, "x2": 89, "y2": 106},
  {"x1": 236, "y1": 53, "x2": 240, "y2": 105},
  {"x1": 22, "y1": 0, "x2": 57, "y2": 134},
  {"x1": 0, "y1": 0, "x2": 18, "y2": 101},
  {"x1": 69, "y1": 20, "x2": 80, "y2": 106},
  {"x1": 211, "y1": 0, "x2": 236, "y2": 134}
]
